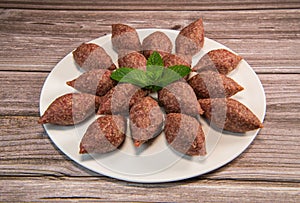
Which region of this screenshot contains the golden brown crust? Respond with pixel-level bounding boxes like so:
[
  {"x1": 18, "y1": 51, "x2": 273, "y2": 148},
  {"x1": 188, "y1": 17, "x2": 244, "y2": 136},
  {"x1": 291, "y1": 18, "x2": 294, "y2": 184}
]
[
  {"x1": 111, "y1": 24, "x2": 142, "y2": 54},
  {"x1": 199, "y1": 98, "x2": 263, "y2": 133},
  {"x1": 38, "y1": 93, "x2": 101, "y2": 125},
  {"x1": 79, "y1": 115, "x2": 126, "y2": 154},
  {"x1": 175, "y1": 18, "x2": 204, "y2": 57},
  {"x1": 193, "y1": 49, "x2": 243, "y2": 75},
  {"x1": 162, "y1": 53, "x2": 191, "y2": 68},
  {"x1": 66, "y1": 69, "x2": 117, "y2": 96},
  {"x1": 158, "y1": 81, "x2": 204, "y2": 116},
  {"x1": 142, "y1": 31, "x2": 172, "y2": 58},
  {"x1": 188, "y1": 71, "x2": 244, "y2": 98},
  {"x1": 164, "y1": 113, "x2": 206, "y2": 156},
  {"x1": 130, "y1": 96, "x2": 164, "y2": 146},
  {"x1": 97, "y1": 83, "x2": 148, "y2": 115},
  {"x1": 73, "y1": 43, "x2": 116, "y2": 71},
  {"x1": 118, "y1": 51, "x2": 147, "y2": 70}
]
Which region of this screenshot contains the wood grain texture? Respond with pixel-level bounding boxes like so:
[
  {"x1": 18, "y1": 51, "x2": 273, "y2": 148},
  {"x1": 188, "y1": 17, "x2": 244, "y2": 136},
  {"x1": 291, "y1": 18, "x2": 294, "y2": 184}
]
[
  {"x1": 0, "y1": 72, "x2": 47, "y2": 116},
  {"x1": 1, "y1": 177, "x2": 299, "y2": 202},
  {"x1": 0, "y1": 1, "x2": 300, "y2": 201},
  {"x1": 0, "y1": 9, "x2": 299, "y2": 73},
  {"x1": 1, "y1": 0, "x2": 300, "y2": 11}
]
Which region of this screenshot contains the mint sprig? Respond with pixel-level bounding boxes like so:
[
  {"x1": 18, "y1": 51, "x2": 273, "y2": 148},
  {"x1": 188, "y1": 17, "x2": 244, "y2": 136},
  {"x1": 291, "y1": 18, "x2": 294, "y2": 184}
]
[
  {"x1": 147, "y1": 51, "x2": 164, "y2": 67},
  {"x1": 110, "y1": 51, "x2": 191, "y2": 91}
]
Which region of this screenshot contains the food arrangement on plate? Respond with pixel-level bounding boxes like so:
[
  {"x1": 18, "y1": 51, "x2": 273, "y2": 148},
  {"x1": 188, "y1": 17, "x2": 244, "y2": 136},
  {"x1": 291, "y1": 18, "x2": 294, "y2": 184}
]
[{"x1": 39, "y1": 18, "x2": 263, "y2": 158}]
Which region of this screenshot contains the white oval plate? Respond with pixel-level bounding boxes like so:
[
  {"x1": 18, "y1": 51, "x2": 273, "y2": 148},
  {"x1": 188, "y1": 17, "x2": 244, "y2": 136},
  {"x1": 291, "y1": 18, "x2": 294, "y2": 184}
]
[{"x1": 39, "y1": 29, "x2": 266, "y2": 183}]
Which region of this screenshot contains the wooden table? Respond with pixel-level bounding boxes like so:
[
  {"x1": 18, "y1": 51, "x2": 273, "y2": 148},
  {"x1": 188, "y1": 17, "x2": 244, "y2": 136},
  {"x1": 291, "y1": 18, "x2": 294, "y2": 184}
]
[{"x1": 1, "y1": 1, "x2": 299, "y2": 201}]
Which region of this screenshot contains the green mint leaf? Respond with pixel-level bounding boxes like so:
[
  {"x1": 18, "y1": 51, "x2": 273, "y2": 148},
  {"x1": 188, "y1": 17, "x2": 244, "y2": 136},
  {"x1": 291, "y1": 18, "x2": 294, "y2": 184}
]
[
  {"x1": 146, "y1": 65, "x2": 164, "y2": 82},
  {"x1": 157, "y1": 65, "x2": 191, "y2": 87},
  {"x1": 110, "y1": 67, "x2": 135, "y2": 81},
  {"x1": 111, "y1": 62, "x2": 191, "y2": 92},
  {"x1": 156, "y1": 69, "x2": 182, "y2": 87},
  {"x1": 111, "y1": 67, "x2": 149, "y2": 87},
  {"x1": 120, "y1": 69, "x2": 149, "y2": 87},
  {"x1": 168, "y1": 65, "x2": 191, "y2": 78},
  {"x1": 146, "y1": 51, "x2": 164, "y2": 66},
  {"x1": 145, "y1": 52, "x2": 164, "y2": 87}
]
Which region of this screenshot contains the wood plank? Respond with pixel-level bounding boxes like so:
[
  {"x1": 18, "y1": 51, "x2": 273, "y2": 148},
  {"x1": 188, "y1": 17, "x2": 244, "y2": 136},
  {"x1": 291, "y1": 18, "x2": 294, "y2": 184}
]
[
  {"x1": 0, "y1": 9, "x2": 299, "y2": 73},
  {"x1": 0, "y1": 177, "x2": 299, "y2": 202},
  {"x1": 1, "y1": 9, "x2": 299, "y2": 38},
  {"x1": 1, "y1": 35, "x2": 299, "y2": 73},
  {"x1": 0, "y1": 72, "x2": 47, "y2": 116},
  {"x1": 0, "y1": 0, "x2": 300, "y2": 11},
  {"x1": 1, "y1": 9, "x2": 299, "y2": 40},
  {"x1": 0, "y1": 115, "x2": 96, "y2": 177},
  {"x1": 0, "y1": 74, "x2": 299, "y2": 181}
]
